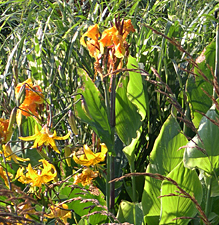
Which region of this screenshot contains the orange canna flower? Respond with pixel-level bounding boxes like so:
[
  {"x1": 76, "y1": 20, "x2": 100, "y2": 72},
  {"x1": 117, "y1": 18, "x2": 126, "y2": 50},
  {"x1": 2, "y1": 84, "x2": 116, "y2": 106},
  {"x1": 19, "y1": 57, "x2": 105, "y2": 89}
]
[
  {"x1": 15, "y1": 78, "x2": 44, "y2": 125},
  {"x1": 86, "y1": 39, "x2": 100, "y2": 59},
  {"x1": 99, "y1": 26, "x2": 118, "y2": 50},
  {"x1": 46, "y1": 203, "x2": 72, "y2": 224},
  {"x1": 99, "y1": 19, "x2": 135, "y2": 58},
  {"x1": 15, "y1": 78, "x2": 44, "y2": 105},
  {"x1": 73, "y1": 144, "x2": 107, "y2": 167},
  {"x1": 17, "y1": 102, "x2": 38, "y2": 117},
  {"x1": 80, "y1": 24, "x2": 100, "y2": 60},
  {"x1": 0, "y1": 118, "x2": 12, "y2": 144},
  {"x1": 122, "y1": 19, "x2": 135, "y2": 39},
  {"x1": 73, "y1": 167, "x2": 98, "y2": 186},
  {"x1": 80, "y1": 24, "x2": 100, "y2": 47},
  {"x1": 19, "y1": 125, "x2": 70, "y2": 154}
]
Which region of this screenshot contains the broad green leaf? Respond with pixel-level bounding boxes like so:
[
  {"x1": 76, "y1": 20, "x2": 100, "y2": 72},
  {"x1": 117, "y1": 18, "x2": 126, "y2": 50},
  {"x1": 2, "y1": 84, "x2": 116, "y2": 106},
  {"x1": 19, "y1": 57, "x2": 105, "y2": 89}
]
[
  {"x1": 59, "y1": 181, "x2": 107, "y2": 225},
  {"x1": 115, "y1": 75, "x2": 142, "y2": 145},
  {"x1": 142, "y1": 115, "x2": 187, "y2": 223},
  {"x1": 184, "y1": 104, "x2": 219, "y2": 175},
  {"x1": 160, "y1": 162, "x2": 202, "y2": 225},
  {"x1": 117, "y1": 200, "x2": 143, "y2": 224},
  {"x1": 187, "y1": 42, "x2": 215, "y2": 127},
  {"x1": 123, "y1": 127, "x2": 142, "y2": 165},
  {"x1": 75, "y1": 69, "x2": 114, "y2": 153},
  {"x1": 127, "y1": 56, "x2": 147, "y2": 120}
]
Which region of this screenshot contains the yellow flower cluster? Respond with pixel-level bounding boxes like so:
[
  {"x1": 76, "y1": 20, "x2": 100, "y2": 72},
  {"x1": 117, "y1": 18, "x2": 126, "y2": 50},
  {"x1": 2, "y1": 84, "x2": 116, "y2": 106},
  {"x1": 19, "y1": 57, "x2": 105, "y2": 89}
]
[
  {"x1": 0, "y1": 143, "x2": 30, "y2": 163},
  {"x1": 73, "y1": 144, "x2": 107, "y2": 186},
  {"x1": 19, "y1": 124, "x2": 70, "y2": 154},
  {"x1": 16, "y1": 159, "x2": 57, "y2": 187},
  {"x1": 46, "y1": 203, "x2": 72, "y2": 224},
  {"x1": 0, "y1": 166, "x2": 13, "y2": 188}
]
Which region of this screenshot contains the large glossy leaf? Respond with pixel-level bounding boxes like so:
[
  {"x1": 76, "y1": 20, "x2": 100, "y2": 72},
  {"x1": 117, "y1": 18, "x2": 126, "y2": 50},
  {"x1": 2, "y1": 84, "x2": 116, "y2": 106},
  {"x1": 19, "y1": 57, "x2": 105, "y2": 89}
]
[
  {"x1": 115, "y1": 75, "x2": 142, "y2": 145},
  {"x1": 142, "y1": 115, "x2": 187, "y2": 224},
  {"x1": 123, "y1": 127, "x2": 142, "y2": 165},
  {"x1": 59, "y1": 180, "x2": 107, "y2": 225},
  {"x1": 184, "y1": 104, "x2": 219, "y2": 175},
  {"x1": 117, "y1": 200, "x2": 143, "y2": 224},
  {"x1": 187, "y1": 41, "x2": 215, "y2": 127},
  {"x1": 75, "y1": 69, "x2": 114, "y2": 153},
  {"x1": 160, "y1": 162, "x2": 203, "y2": 225},
  {"x1": 127, "y1": 56, "x2": 147, "y2": 121}
]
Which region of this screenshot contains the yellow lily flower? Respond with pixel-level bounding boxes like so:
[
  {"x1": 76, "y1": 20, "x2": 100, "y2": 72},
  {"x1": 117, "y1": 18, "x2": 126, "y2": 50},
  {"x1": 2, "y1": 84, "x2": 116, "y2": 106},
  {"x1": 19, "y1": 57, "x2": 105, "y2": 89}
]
[
  {"x1": 0, "y1": 118, "x2": 12, "y2": 144},
  {"x1": 0, "y1": 166, "x2": 13, "y2": 188},
  {"x1": 19, "y1": 125, "x2": 70, "y2": 154},
  {"x1": 73, "y1": 167, "x2": 98, "y2": 186},
  {"x1": 46, "y1": 203, "x2": 72, "y2": 224},
  {"x1": 16, "y1": 167, "x2": 32, "y2": 184},
  {"x1": 0, "y1": 143, "x2": 30, "y2": 163},
  {"x1": 18, "y1": 200, "x2": 36, "y2": 220},
  {"x1": 73, "y1": 144, "x2": 107, "y2": 167},
  {"x1": 16, "y1": 159, "x2": 57, "y2": 187}
]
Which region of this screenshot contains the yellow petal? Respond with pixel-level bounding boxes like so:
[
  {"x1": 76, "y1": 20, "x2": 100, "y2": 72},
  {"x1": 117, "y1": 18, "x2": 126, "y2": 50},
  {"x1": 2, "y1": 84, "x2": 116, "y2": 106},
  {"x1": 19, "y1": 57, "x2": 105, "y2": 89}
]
[
  {"x1": 73, "y1": 152, "x2": 91, "y2": 167},
  {"x1": 19, "y1": 134, "x2": 37, "y2": 141},
  {"x1": 33, "y1": 133, "x2": 48, "y2": 147},
  {"x1": 54, "y1": 131, "x2": 71, "y2": 140},
  {"x1": 16, "y1": 109, "x2": 22, "y2": 127},
  {"x1": 83, "y1": 145, "x2": 96, "y2": 160},
  {"x1": 100, "y1": 143, "x2": 108, "y2": 155},
  {"x1": 48, "y1": 138, "x2": 60, "y2": 154}
]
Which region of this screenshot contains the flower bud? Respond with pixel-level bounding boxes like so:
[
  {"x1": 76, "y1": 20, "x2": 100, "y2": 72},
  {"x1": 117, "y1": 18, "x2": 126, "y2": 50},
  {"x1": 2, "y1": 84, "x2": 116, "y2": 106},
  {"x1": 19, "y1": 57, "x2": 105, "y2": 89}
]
[
  {"x1": 81, "y1": 96, "x2": 92, "y2": 120},
  {"x1": 64, "y1": 146, "x2": 72, "y2": 167},
  {"x1": 16, "y1": 84, "x2": 26, "y2": 105},
  {"x1": 7, "y1": 107, "x2": 17, "y2": 132},
  {"x1": 68, "y1": 110, "x2": 78, "y2": 135}
]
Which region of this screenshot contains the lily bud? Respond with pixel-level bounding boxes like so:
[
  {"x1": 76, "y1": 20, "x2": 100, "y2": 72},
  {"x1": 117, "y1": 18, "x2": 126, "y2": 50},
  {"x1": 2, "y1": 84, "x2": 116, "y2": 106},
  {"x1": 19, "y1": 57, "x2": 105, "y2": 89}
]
[
  {"x1": 81, "y1": 96, "x2": 92, "y2": 120},
  {"x1": 68, "y1": 110, "x2": 78, "y2": 135},
  {"x1": 16, "y1": 84, "x2": 26, "y2": 105},
  {"x1": 64, "y1": 146, "x2": 72, "y2": 167},
  {"x1": 7, "y1": 107, "x2": 17, "y2": 132}
]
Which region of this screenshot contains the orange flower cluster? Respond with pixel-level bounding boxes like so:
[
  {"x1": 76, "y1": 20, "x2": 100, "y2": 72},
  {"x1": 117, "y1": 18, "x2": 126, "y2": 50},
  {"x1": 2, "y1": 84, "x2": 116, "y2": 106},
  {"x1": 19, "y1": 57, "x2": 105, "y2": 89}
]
[
  {"x1": 0, "y1": 118, "x2": 12, "y2": 144},
  {"x1": 15, "y1": 78, "x2": 44, "y2": 124},
  {"x1": 80, "y1": 19, "x2": 135, "y2": 76}
]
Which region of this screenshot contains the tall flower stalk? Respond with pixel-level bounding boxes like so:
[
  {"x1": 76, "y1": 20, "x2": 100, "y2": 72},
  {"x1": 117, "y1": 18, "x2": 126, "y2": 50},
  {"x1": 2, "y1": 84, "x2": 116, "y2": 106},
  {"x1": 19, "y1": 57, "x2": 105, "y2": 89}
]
[{"x1": 80, "y1": 16, "x2": 135, "y2": 211}]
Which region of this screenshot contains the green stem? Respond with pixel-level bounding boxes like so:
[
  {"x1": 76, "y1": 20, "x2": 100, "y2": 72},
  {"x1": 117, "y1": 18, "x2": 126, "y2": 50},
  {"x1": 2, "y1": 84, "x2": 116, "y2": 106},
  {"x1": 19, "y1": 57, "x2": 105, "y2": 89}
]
[
  {"x1": 102, "y1": 79, "x2": 110, "y2": 121},
  {"x1": 109, "y1": 74, "x2": 116, "y2": 211},
  {"x1": 106, "y1": 151, "x2": 111, "y2": 211},
  {"x1": 214, "y1": 20, "x2": 219, "y2": 99},
  {"x1": 130, "y1": 162, "x2": 137, "y2": 202},
  {"x1": 205, "y1": 175, "x2": 212, "y2": 219}
]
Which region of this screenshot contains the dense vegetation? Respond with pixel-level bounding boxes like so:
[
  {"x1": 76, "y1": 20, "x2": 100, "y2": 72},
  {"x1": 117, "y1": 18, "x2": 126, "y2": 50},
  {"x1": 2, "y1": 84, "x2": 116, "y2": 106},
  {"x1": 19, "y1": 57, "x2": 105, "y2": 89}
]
[{"x1": 0, "y1": 0, "x2": 219, "y2": 224}]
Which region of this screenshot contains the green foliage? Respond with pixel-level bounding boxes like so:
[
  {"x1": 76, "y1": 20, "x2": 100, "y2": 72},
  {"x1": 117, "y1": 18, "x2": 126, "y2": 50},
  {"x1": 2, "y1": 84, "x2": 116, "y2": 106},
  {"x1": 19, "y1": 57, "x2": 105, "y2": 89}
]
[{"x1": 1, "y1": 0, "x2": 219, "y2": 224}]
